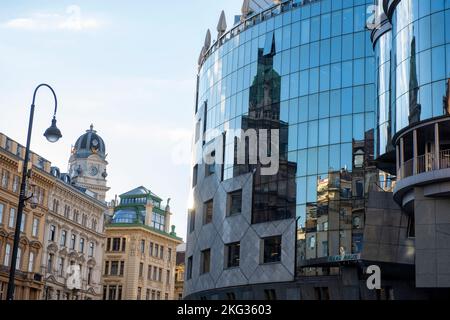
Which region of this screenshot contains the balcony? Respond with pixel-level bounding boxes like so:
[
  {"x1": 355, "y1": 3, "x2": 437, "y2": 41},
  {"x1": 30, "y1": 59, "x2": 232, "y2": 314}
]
[
  {"x1": 393, "y1": 117, "x2": 450, "y2": 205},
  {"x1": 399, "y1": 150, "x2": 450, "y2": 179}
]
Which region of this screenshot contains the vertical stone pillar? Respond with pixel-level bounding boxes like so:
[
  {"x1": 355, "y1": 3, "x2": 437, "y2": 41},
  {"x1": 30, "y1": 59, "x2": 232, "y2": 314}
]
[
  {"x1": 413, "y1": 130, "x2": 418, "y2": 174},
  {"x1": 435, "y1": 123, "x2": 440, "y2": 170}
]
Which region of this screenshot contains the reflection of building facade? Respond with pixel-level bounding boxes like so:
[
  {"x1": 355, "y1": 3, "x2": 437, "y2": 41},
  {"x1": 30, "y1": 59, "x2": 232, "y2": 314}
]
[
  {"x1": 41, "y1": 126, "x2": 108, "y2": 300},
  {"x1": 102, "y1": 187, "x2": 183, "y2": 300},
  {"x1": 0, "y1": 133, "x2": 51, "y2": 300},
  {"x1": 186, "y1": 0, "x2": 449, "y2": 300}
]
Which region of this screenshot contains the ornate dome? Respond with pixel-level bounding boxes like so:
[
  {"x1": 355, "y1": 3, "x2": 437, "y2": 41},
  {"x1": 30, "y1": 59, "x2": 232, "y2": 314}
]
[{"x1": 73, "y1": 125, "x2": 106, "y2": 159}]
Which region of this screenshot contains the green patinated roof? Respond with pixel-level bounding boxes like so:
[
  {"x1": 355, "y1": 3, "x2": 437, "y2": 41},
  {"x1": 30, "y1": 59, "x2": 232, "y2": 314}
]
[
  {"x1": 106, "y1": 223, "x2": 183, "y2": 242},
  {"x1": 120, "y1": 186, "x2": 163, "y2": 201}
]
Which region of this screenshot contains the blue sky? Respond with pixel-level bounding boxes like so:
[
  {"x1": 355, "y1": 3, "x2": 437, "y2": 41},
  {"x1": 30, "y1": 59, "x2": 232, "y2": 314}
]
[{"x1": 0, "y1": 0, "x2": 242, "y2": 240}]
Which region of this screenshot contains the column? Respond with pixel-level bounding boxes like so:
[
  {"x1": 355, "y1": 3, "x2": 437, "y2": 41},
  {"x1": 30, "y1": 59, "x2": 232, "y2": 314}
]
[
  {"x1": 400, "y1": 137, "x2": 405, "y2": 178},
  {"x1": 396, "y1": 145, "x2": 400, "y2": 177},
  {"x1": 413, "y1": 130, "x2": 418, "y2": 175},
  {"x1": 435, "y1": 123, "x2": 440, "y2": 170}
]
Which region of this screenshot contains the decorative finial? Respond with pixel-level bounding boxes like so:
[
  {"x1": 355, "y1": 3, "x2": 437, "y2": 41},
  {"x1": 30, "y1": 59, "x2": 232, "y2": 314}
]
[
  {"x1": 217, "y1": 11, "x2": 227, "y2": 38},
  {"x1": 90, "y1": 124, "x2": 94, "y2": 131}
]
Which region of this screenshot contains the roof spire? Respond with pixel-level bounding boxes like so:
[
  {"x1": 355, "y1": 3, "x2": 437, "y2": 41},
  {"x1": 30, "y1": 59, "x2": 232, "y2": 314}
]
[
  {"x1": 90, "y1": 124, "x2": 94, "y2": 131},
  {"x1": 217, "y1": 10, "x2": 227, "y2": 38}
]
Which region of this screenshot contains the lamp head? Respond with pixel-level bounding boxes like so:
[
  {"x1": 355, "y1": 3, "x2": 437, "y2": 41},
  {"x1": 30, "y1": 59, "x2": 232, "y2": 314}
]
[{"x1": 44, "y1": 117, "x2": 62, "y2": 143}]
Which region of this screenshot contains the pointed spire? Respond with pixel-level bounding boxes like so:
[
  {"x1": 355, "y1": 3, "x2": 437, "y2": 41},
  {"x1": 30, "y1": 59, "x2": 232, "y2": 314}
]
[
  {"x1": 204, "y1": 29, "x2": 211, "y2": 51},
  {"x1": 242, "y1": 0, "x2": 251, "y2": 19},
  {"x1": 217, "y1": 10, "x2": 227, "y2": 38}
]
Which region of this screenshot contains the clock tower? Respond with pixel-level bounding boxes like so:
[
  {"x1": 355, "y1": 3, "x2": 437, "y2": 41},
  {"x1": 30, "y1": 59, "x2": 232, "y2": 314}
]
[{"x1": 68, "y1": 125, "x2": 110, "y2": 202}]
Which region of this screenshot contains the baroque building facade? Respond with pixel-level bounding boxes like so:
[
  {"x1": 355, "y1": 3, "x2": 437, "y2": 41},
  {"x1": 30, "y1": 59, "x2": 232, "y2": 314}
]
[
  {"x1": 0, "y1": 133, "x2": 52, "y2": 300},
  {"x1": 102, "y1": 187, "x2": 183, "y2": 300},
  {"x1": 41, "y1": 126, "x2": 109, "y2": 300},
  {"x1": 0, "y1": 125, "x2": 110, "y2": 300}
]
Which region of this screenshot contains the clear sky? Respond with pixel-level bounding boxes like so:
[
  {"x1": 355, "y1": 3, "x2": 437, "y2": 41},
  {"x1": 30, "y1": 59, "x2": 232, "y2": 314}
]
[{"x1": 0, "y1": 0, "x2": 243, "y2": 240}]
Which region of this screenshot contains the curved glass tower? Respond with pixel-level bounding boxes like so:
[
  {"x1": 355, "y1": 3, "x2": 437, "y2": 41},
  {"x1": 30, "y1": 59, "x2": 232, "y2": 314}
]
[
  {"x1": 382, "y1": 0, "x2": 450, "y2": 288},
  {"x1": 186, "y1": 0, "x2": 444, "y2": 299}
]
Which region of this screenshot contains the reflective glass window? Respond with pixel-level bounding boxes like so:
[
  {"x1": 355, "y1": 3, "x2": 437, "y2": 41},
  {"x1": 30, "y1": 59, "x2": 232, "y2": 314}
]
[
  {"x1": 308, "y1": 121, "x2": 319, "y2": 148},
  {"x1": 431, "y1": 12, "x2": 445, "y2": 47},
  {"x1": 330, "y1": 117, "x2": 341, "y2": 144}
]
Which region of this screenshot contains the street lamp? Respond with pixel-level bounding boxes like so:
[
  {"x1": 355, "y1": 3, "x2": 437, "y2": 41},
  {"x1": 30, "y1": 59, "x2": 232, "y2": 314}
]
[{"x1": 6, "y1": 84, "x2": 62, "y2": 301}]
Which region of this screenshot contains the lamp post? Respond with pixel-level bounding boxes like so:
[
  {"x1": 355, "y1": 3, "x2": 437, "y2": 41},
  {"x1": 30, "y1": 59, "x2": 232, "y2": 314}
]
[{"x1": 6, "y1": 84, "x2": 62, "y2": 301}]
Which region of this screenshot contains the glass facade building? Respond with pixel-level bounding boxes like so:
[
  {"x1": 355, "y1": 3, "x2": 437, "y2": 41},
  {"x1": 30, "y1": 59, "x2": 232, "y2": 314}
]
[{"x1": 186, "y1": 0, "x2": 450, "y2": 299}]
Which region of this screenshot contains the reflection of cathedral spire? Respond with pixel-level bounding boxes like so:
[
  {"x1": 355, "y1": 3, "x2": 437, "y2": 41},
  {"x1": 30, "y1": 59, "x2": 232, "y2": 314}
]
[
  {"x1": 408, "y1": 36, "x2": 421, "y2": 124},
  {"x1": 248, "y1": 47, "x2": 281, "y2": 120},
  {"x1": 235, "y1": 39, "x2": 297, "y2": 224}
]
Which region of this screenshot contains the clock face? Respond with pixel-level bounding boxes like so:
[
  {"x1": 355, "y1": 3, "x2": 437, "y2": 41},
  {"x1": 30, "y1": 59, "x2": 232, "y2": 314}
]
[{"x1": 90, "y1": 166, "x2": 99, "y2": 176}]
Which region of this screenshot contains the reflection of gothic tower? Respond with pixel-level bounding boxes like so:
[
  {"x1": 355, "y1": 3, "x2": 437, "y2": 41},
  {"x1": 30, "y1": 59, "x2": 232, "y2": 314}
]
[
  {"x1": 69, "y1": 125, "x2": 110, "y2": 202},
  {"x1": 408, "y1": 36, "x2": 421, "y2": 124}
]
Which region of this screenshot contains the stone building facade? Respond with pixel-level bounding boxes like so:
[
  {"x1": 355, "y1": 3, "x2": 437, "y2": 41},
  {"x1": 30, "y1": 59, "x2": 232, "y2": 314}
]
[
  {"x1": 0, "y1": 133, "x2": 52, "y2": 300},
  {"x1": 102, "y1": 187, "x2": 183, "y2": 300}
]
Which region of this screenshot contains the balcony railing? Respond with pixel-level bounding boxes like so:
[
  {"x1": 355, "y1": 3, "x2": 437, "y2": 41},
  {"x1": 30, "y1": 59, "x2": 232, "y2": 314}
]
[{"x1": 399, "y1": 150, "x2": 450, "y2": 179}]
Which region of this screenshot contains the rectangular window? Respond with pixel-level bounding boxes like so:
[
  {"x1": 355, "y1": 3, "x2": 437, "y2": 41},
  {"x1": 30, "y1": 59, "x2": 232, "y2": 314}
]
[
  {"x1": 49, "y1": 225, "x2": 56, "y2": 242},
  {"x1": 147, "y1": 265, "x2": 152, "y2": 280},
  {"x1": 263, "y1": 236, "x2": 282, "y2": 264},
  {"x1": 117, "y1": 286, "x2": 122, "y2": 300},
  {"x1": 108, "y1": 285, "x2": 117, "y2": 300},
  {"x1": 151, "y1": 212, "x2": 166, "y2": 231},
  {"x1": 28, "y1": 252, "x2": 35, "y2": 273},
  {"x1": 203, "y1": 200, "x2": 213, "y2": 225},
  {"x1": 32, "y1": 217, "x2": 39, "y2": 237},
  {"x1": 226, "y1": 242, "x2": 240, "y2": 268},
  {"x1": 1, "y1": 169, "x2": 10, "y2": 188},
  {"x1": 12, "y1": 175, "x2": 19, "y2": 193},
  {"x1": 110, "y1": 261, "x2": 119, "y2": 276},
  {"x1": 158, "y1": 268, "x2": 162, "y2": 282},
  {"x1": 187, "y1": 256, "x2": 193, "y2": 280},
  {"x1": 60, "y1": 230, "x2": 67, "y2": 247},
  {"x1": 8, "y1": 208, "x2": 16, "y2": 228},
  {"x1": 168, "y1": 248, "x2": 172, "y2": 262},
  {"x1": 166, "y1": 270, "x2": 170, "y2": 285},
  {"x1": 47, "y1": 253, "x2": 54, "y2": 273},
  {"x1": 140, "y1": 240, "x2": 145, "y2": 254},
  {"x1": 201, "y1": 249, "x2": 211, "y2": 274},
  {"x1": 89, "y1": 242, "x2": 95, "y2": 257},
  {"x1": 58, "y1": 257, "x2": 64, "y2": 276},
  {"x1": 4, "y1": 243, "x2": 11, "y2": 266},
  {"x1": 79, "y1": 238, "x2": 85, "y2": 253},
  {"x1": 120, "y1": 261, "x2": 125, "y2": 276},
  {"x1": 228, "y1": 190, "x2": 242, "y2": 216},
  {"x1": 192, "y1": 165, "x2": 198, "y2": 187},
  {"x1": 70, "y1": 234, "x2": 76, "y2": 250},
  {"x1": 139, "y1": 263, "x2": 144, "y2": 278},
  {"x1": 112, "y1": 238, "x2": 121, "y2": 251},
  {"x1": 122, "y1": 238, "x2": 126, "y2": 252},
  {"x1": 106, "y1": 238, "x2": 111, "y2": 251},
  {"x1": 149, "y1": 242, "x2": 154, "y2": 256},
  {"x1": 189, "y1": 210, "x2": 196, "y2": 233},
  {"x1": 104, "y1": 261, "x2": 109, "y2": 275},
  {"x1": 154, "y1": 244, "x2": 159, "y2": 257},
  {"x1": 20, "y1": 214, "x2": 26, "y2": 233},
  {"x1": 88, "y1": 267, "x2": 93, "y2": 285},
  {"x1": 153, "y1": 266, "x2": 158, "y2": 281},
  {"x1": 160, "y1": 246, "x2": 164, "y2": 259},
  {"x1": 0, "y1": 203, "x2": 4, "y2": 224}
]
